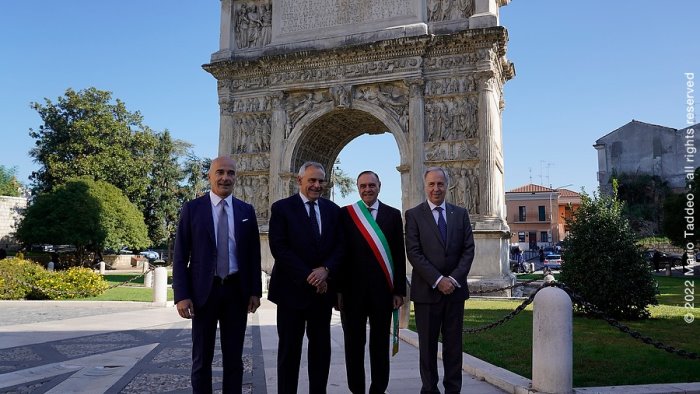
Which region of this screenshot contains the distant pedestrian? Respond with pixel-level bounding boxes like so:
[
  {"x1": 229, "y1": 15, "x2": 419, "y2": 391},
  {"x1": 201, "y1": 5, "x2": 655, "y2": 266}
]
[
  {"x1": 652, "y1": 250, "x2": 661, "y2": 272},
  {"x1": 539, "y1": 249, "x2": 545, "y2": 264}
]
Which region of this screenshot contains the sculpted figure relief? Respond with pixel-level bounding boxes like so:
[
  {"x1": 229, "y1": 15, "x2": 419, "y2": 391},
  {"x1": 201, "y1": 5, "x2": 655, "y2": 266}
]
[
  {"x1": 428, "y1": 0, "x2": 473, "y2": 21},
  {"x1": 234, "y1": 114, "x2": 271, "y2": 153},
  {"x1": 353, "y1": 83, "x2": 409, "y2": 126},
  {"x1": 235, "y1": 2, "x2": 272, "y2": 49},
  {"x1": 285, "y1": 90, "x2": 333, "y2": 137},
  {"x1": 425, "y1": 97, "x2": 477, "y2": 141}
]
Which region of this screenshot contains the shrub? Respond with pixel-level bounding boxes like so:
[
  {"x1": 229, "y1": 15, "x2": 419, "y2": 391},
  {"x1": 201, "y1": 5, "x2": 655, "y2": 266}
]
[
  {"x1": 560, "y1": 185, "x2": 658, "y2": 320},
  {"x1": 0, "y1": 259, "x2": 108, "y2": 300},
  {"x1": 0, "y1": 258, "x2": 48, "y2": 300}
]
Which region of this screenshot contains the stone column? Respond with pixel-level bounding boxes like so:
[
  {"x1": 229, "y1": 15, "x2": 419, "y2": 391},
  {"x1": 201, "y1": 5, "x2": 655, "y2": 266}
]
[
  {"x1": 219, "y1": 111, "x2": 235, "y2": 157},
  {"x1": 469, "y1": 0, "x2": 501, "y2": 28},
  {"x1": 477, "y1": 74, "x2": 499, "y2": 218},
  {"x1": 406, "y1": 78, "x2": 426, "y2": 210},
  {"x1": 269, "y1": 93, "x2": 287, "y2": 207},
  {"x1": 219, "y1": 0, "x2": 233, "y2": 52}
]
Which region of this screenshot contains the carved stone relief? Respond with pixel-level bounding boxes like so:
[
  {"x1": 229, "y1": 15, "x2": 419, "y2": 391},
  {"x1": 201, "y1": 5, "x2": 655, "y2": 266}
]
[
  {"x1": 223, "y1": 96, "x2": 271, "y2": 114},
  {"x1": 235, "y1": 153, "x2": 270, "y2": 172},
  {"x1": 425, "y1": 95, "x2": 478, "y2": 142},
  {"x1": 427, "y1": 0, "x2": 475, "y2": 22},
  {"x1": 233, "y1": 174, "x2": 270, "y2": 220},
  {"x1": 425, "y1": 140, "x2": 478, "y2": 161},
  {"x1": 424, "y1": 53, "x2": 478, "y2": 71},
  {"x1": 424, "y1": 76, "x2": 476, "y2": 96},
  {"x1": 235, "y1": 2, "x2": 272, "y2": 49},
  {"x1": 233, "y1": 113, "x2": 271, "y2": 153},
  {"x1": 284, "y1": 90, "x2": 333, "y2": 136},
  {"x1": 444, "y1": 165, "x2": 480, "y2": 214},
  {"x1": 353, "y1": 82, "x2": 409, "y2": 130}
]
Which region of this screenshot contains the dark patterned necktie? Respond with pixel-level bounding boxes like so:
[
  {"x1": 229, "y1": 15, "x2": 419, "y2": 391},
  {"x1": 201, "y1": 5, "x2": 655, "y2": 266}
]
[
  {"x1": 435, "y1": 206, "x2": 447, "y2": 244},
  {"x1": 307, "y1": 201, "x2": 321, "y2": 240},
  {"x1": 217, "y1": 200, "x2": 230, "y2": 278}
]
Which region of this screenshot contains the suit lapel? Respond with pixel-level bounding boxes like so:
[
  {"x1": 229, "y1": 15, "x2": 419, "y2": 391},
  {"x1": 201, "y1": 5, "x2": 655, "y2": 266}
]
[
  {"x1": 203, "y1": 194, "x2": 216, "y2": 246},
  {"x1": 231, "y1": 197, "x2": 244, "y2": 247},
  {"x1": 446, "y1": 202, "x2": 458, "y2": 245}
]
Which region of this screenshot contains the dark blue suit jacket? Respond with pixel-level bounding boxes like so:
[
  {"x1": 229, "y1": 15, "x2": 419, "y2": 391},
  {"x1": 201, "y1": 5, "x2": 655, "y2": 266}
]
[
  {"x1": 173, "y1": 193, "x2": 262, "y2": 308},
  {"x1": 268, "y1": 194, "x2": 342, "y2": 309}
]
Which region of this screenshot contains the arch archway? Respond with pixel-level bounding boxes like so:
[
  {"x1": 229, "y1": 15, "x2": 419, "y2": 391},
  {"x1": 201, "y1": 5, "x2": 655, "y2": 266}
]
[{"x1": 204, "y1": 0, "x2": 516, "y2": 293}]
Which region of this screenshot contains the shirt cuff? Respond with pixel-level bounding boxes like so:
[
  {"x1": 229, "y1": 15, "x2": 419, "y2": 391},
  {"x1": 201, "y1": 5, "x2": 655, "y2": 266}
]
[
  {"x1": 448, "y1": 276, "x2": 461, "y2": 288},
  {"x1": 432, "y1": 275, "x2": 443, "y2": 289}
]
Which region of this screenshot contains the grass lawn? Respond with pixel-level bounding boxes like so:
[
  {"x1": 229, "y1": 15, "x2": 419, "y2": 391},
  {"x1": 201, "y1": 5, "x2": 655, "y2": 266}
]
[
  {"x1": 75, "y1": 273, "x2": 174, "y2": 302},
  {"x1": 410, "y1": 276, "x2": 700, "y2": 387}
]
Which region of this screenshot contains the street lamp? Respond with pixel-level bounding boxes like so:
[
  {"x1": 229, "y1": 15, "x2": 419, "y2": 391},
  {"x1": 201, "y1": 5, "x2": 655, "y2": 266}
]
[{"x1": 549, "y1": 184, "x2": 573, "y2": 246}]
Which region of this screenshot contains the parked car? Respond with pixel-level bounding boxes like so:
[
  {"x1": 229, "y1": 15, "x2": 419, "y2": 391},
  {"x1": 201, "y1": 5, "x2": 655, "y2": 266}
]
[
  {"x1": 139, "y1": 250, "x2": 160, "y2": 260},
  {"x1": 543, "y1": 253, "x2": 563, "y2": 269},
  {"x1": 642, "y1": 249, "x2": 681, "y2": 266}
]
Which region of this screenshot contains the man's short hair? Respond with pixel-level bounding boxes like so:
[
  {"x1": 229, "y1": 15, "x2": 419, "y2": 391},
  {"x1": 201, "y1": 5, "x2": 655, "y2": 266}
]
[
  {"x1": 356, "y1": 170, "x2": 380, "y2": 184},
  {"x1": 423, "y1": 167, "x2": 449, "y2": 185},
  {"x1": 297, "y1": 161, "x2": 326, "y2": 177}
]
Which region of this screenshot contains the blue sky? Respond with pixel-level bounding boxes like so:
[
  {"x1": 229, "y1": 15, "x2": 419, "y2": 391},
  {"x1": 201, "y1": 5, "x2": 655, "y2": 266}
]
[{"x1": 1, "y1": 1, "x2": 698, "y2": 209}]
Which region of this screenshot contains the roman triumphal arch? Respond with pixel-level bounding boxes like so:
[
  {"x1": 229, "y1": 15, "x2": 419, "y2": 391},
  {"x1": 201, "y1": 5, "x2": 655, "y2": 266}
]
[{"x1": 204, "y1": 0, "x2": 515, "y2": 292}]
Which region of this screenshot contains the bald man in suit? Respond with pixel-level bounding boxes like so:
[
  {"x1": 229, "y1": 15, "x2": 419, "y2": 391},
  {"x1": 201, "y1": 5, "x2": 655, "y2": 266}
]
[
  {"x1": 404, "y1": 167, "x2": 475, "y2": 394},
  {"x1": 173, "y1": 156, "x2": 262, "y2": 394}
]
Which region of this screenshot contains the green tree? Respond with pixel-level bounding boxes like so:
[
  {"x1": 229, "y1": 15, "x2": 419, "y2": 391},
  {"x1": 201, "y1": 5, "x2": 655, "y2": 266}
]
[
  {"x1": 29, "y1": 87, "x2": 157, "y2": 210},
  {"x1": 662, "y1": 167, "x2": 700, "y2": 248},
  {"x1": 0, "y1": 165, "x2": 22, "y2": 197},
  {"x1": 331, "y1": 159, "x2": 355, "y2": 199},
  {"x1": 181, "y1": 154, "x2": 210, "y2": 201},
  {"x1": 560, "y1": 183, "x2": 658, "y2": 320},
  {"x1": 612, "y1": 173, "x2": 672, "y2": 235},
  {"x1": 143, "y1": 131, "x2": 186, "y2": 249},
  {"x1": 15, "y1": 177, "x2": 149, "y2": 265}
]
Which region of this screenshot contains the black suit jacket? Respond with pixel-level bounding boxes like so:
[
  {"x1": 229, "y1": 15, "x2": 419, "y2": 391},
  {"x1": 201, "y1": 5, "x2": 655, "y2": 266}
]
[
  {"x1": 268, "y1": 194, "x2": 343, "y2": 308},
  {"x1": 339, "y1": 201, "x2": 406, "y2": 310},
  {"x1": 405, "y1": 201, "x2": 474, "y2": 303},
  {"x1": 172, "y1": 193, "x2": 262, "y2": 308}
]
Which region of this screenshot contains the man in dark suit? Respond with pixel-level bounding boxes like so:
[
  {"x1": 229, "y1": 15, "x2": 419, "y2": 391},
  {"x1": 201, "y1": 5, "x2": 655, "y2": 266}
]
[
  {"x1": 338, "y1": 170, "x2": 406, "y2": 394},
  {"x1": 268, "y1": 161, "x2": 343, "y2": 394},
  {"x1": 173, "y1": 156, "x2": 262, "y2": 394},
  {"x1": 405, "y1": 167, "x2": 475, "y2": 394}
]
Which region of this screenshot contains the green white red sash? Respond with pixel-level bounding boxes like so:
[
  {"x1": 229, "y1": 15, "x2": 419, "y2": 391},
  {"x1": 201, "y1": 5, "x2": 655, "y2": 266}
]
[{"x1": 347, "y1": 201, "x2": 400, "y2": 355}]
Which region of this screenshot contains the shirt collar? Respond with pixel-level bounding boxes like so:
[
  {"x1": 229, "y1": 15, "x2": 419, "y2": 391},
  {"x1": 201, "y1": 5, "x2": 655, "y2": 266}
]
[
  {"x1": 210, "y1": 191, "x2": 233, "y2": 207},
  {"x1": 365, "y1": 200, "x2": 379, "y2": 211},
  {"x1": 299, "y1": 192, "x2": 315, "y2": 205},
  {"x1": 427, "y1": 200, "x2": 446, "y2": 212}
]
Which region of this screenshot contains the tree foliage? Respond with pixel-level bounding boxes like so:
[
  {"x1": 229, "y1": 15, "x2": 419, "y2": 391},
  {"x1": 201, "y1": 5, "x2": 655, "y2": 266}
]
[
  {"x1": 29, "y1": 87, "x2": 157, "y2": 210},
  {"x1": 560, "y1": 183, "x2": 658, "y2": 320},
  {"x1": 15, "y1": 177, "x2": 149, "y2": 265},
  {"x1": 143, "y1": 131, "x2": 185, "y2": 247},
  {"x1": 663, "y1": 167, "x2": 699, "y2": 248},
  {"x1": 611, "y1": 173, "x2": 672, "y2": 236},
  {"x1": 0, "y1": 165, "x2": 22, "y2": 197},
  {"x1": 331, "y1": 159, "x2": 355, "y2": 199}
]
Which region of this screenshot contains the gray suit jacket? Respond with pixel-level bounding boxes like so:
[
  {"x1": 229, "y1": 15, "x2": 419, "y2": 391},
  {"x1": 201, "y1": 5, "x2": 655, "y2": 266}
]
[{"x1": 404, "y1": 201, "x2": 475, "y2": 303}]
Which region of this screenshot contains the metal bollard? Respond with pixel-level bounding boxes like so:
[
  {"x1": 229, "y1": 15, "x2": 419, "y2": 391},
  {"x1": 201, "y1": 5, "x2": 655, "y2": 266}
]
[
  {"x1": 99, "y1": 261, "x2": 105, "y2": 275},
  {"x1": 152, "y1": 267, "x2": 168, "y2": 305},
  {"x1": 144, "y1": 269, "x2": 153, "y2": 288},
  {"x1": 532, "y1": 286, "x2": 573, "y2": 394}
]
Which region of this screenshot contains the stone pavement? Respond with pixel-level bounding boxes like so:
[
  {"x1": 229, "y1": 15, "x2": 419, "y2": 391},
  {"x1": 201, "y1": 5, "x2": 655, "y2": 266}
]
[{"x1": 0, "y1": 299, "x2": 506, "y2": 393}]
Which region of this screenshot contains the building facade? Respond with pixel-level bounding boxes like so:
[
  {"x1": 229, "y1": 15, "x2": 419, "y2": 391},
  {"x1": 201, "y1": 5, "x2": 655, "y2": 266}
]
[
  {"x1": 0, "y1": 196, "x2": 27, "y2": 251},
  {"x1": 594, "y1": 120, "x2": 700, "y2": 194},
  {"x1": 505, "y1": 184, "x2": 580, "y2": 251}
]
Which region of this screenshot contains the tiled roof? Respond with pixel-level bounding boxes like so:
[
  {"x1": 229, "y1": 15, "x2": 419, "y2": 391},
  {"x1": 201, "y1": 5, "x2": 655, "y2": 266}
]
[
  {"x1": 507, "y1": 184, "x2": 554, "y2": 193},
  {"x1": 557, "y1": 188, "x2": 580, "y2": 197}
]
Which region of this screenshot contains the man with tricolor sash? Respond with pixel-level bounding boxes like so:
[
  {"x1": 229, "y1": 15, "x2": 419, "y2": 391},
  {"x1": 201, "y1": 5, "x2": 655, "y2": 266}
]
[{"x1": 338, "y1": 170, "x2": 406, "y2": 394}]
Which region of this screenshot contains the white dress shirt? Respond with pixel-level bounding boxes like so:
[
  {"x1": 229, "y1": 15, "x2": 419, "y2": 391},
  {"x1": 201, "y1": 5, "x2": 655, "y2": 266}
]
[{"x1": 210, "y1": 191, "x2": 238, "y2": 274}]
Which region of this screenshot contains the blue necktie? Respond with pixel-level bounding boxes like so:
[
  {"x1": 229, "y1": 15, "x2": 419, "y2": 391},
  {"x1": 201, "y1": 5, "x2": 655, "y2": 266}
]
[
  {"x1": 435, "y1": 206, "x2": 447, "y2": 244},
  {"x1": 217, "y1": 200, "x2": 230, "y2": 278},
  {"x1": 307, "y1": 201, "x2": 321, "y2": 240}
]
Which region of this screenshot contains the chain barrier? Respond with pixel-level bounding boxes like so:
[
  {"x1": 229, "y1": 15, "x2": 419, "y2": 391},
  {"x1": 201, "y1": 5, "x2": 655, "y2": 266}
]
[
  {"x1": 469, "y1": 276, "x2": 543, "y2": 295},
  {"x1": 544, "y1": 281, "x2": 700, "y2": 361},
  {"x1": 462, "y1": 279, "x2": 699, "y2": 361},
  {"x1": 0, "y1": 263, "x2": 157, "y2": 298}
]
